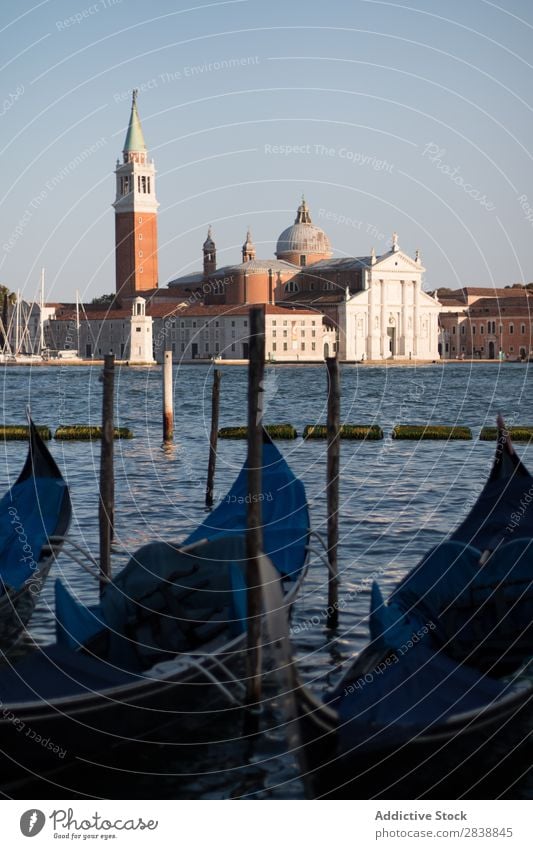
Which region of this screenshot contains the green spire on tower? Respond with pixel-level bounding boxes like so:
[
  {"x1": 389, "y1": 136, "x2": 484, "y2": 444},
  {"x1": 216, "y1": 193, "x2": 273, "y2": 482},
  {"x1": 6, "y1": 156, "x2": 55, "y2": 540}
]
[{"x1": 123, "y1": 89, "x2": 146, "y2": 153}]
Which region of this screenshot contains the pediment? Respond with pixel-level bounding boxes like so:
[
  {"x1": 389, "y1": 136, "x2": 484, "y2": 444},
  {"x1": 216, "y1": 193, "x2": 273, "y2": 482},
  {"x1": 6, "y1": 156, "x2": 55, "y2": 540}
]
[{"x1": 374, "y1": 250, "x2": 425, "y2": 273}]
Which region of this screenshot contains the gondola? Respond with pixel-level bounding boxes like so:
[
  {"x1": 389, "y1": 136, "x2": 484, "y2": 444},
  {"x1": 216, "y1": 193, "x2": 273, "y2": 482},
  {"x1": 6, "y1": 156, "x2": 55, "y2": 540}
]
[
  {"x1": 0, "y1": 433, "x2": 310, "y2": 790},
  {"x1": 0, "y1": 420, "x2": 71, "y2": 649},
  {"x1": 295, "y1": 418, "x2": 533, "y2": 798}
]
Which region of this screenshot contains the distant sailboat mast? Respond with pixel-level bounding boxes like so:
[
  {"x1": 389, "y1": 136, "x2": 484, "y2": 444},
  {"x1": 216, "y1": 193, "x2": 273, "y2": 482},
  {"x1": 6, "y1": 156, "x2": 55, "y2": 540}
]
[
  {"x1": 15, "y1": 290, "x2": 20, "y2": 355},
  {"x1": 76, "y1": 289, "x2": 80, "y2": 356},
  {"x1": 39, "y1": 268, "x2": 45, "y2": 354}
]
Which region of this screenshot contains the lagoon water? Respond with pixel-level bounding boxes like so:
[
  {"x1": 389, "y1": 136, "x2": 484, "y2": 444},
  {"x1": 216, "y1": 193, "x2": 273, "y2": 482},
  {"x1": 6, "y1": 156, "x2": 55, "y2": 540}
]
[{"x1": 1, "y1": 361, "x2": 532, "y2": 798}]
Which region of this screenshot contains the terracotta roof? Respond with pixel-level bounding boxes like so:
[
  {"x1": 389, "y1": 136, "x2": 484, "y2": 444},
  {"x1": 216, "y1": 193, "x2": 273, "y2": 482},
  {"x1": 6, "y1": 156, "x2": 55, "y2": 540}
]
[
  {"x1": 167, "y1": 272, "x2": 205, "y2": 287},
  {"x1": 51, "y1": 302, "x2": 319, "y2": 322},
  {"x1": 468, "y1": 297, "x2": 533, "y2": 314},
  {"x1": 280, "y1": 292, "x2": 345, "y2": 305},
  {"x1": 306, "y1": 256, "x2": 371, "y2": 271},
  {"x1": 212, "y1": 259, "x2": 298, "y2": 275},
  {"x1": 172, "y1": 303, "x2": 318, "y2": 317},
  {"x1": 53, "y1": 309, "x2": 131, "y2": 321}
]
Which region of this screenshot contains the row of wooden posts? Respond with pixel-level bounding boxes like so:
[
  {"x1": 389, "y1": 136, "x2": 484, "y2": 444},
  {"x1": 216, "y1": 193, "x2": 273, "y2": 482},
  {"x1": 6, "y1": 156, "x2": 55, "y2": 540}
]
[{"x1": 97, "y1": 306, "x2": 340, "y2": 705}]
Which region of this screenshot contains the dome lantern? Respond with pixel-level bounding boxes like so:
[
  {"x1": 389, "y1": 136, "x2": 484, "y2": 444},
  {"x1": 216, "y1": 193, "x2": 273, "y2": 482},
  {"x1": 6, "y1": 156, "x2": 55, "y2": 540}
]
[{"x1": 276, "y1": 197, "x2": 332, "y2": 266}]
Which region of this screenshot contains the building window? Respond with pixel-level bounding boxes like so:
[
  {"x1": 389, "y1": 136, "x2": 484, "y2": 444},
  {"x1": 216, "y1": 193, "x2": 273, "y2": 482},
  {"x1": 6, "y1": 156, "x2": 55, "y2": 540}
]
[
  {"x1": 461, "y1": 325, "x2": 465, "y2": 335},
  {"x1": 205, "y1": 343, "x2": 209, "y2": 352},
  {"x1": 172, "y1": 343, "x2": 176, "y2": 353},
  {"x1": 300, "y1": 255, "x2": 306, "y2": 266},
  {"x1": 138, "y1": 251, "x2": 143, "y2": 257},
  {"x1": 312, "y1": 330, "x2": 316, "y2": 337},
  {"x1": 510, "y1": 324, "x2": 514, "y2": 334},
  {"x1": 472, "y1": 326, "x2": 476, "y2": 334},
  {"x1": 231, "y1": 343, "x2": 236, "y2": 352},
  {"x1": 510, "y1": 346, "x2": 514, "y2": 352},
  {"x1": 312, "y1": 342, "x2": 316, "y2": 351},
  {"x1": 521, "y1": 324, "x2": 526, "y2": 334},
  {"x1": 244, "y1": 320, "x2": 248, "y2": 327},
  {"x1": 181, "y1": 343, "x2": 185, "y2": 352},
  {"x1": 283, "y1": 342, "x2": 287, "y2": 351},
  {"x1": 273, "y1": 330, "x2": 276, "y2": 337},
  {"x1": 139, "y1": 234, "x2": 143, "y2": 240},
  {"x1": 272, "y1": 320, "x2": 276, "y2": 326},
  {"x1": 136, "y1": 327, "x2": 141, "y2": 332},
  {"x1": 231, "y1": 321, "x2": 235, "y2": 327},
  {"x1": 301, "y1": 343, "x2": 305, "y2": 351},
  {"x1": 301, "y1": 330, "x2": 305, "y2": 337},
  {"x1": 480, "y1": 325, "x2": 484, "y2": 334},
  {"x1": 285, "y1": 281, "x2": 300, "y2": 294},
  {"x1": 273, "y1": 342, "x2": 277, "y2": 352},
  {"x1": 138, "y1": 216, "x2": 143, "y2": 224},
  {"x1": 452, "y1": 326, "x2": 456, "y2": 334}
]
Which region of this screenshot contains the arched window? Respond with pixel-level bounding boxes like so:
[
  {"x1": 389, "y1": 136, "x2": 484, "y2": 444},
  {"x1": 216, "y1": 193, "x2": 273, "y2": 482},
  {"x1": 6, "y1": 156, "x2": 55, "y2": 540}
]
[{"x1": 284, "y1": 280, "x2": 300, "y2": 294}]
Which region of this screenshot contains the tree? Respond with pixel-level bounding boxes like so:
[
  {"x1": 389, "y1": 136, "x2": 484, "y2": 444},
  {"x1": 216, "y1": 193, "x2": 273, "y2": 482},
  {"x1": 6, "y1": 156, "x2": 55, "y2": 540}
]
[
  {"x1": 91, "y1": 293, "x2": 116, "y2": 305},
  {"x1": 0, "y1": 285, "x2": 16, "y2": 351}
]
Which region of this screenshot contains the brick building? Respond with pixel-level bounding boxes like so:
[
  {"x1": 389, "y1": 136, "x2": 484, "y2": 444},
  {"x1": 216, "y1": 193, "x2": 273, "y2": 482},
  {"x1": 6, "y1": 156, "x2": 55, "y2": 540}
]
[{"x1": 438, "y1": 287, "x2": 533, "y2": 359}]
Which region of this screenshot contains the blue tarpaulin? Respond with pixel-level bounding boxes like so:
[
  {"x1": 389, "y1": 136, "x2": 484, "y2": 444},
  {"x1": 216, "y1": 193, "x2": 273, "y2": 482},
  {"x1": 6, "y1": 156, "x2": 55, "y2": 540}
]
[{"x1": 0, "y1": 477, "x2": 66, "y2": 593}]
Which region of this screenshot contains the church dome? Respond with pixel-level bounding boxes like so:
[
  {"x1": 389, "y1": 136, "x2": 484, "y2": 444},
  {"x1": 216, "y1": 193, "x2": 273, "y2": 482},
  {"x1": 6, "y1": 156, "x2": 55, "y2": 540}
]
[{"x1": 276, "y1": 198, "x2": 332, "y2": 264}]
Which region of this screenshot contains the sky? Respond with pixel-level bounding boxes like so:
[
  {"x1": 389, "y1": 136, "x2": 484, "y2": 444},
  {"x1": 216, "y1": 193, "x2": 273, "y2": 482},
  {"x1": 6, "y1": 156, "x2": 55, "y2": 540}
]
[{"x1": 1, "y1": 0, "x2": 533, "y2": 303}]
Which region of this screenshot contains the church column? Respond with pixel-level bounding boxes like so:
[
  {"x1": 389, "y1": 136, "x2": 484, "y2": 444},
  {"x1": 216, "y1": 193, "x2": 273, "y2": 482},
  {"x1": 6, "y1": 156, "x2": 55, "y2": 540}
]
[
  {"x1": 413, "y1": 281, "x2": 420, "y2": 357},
  {"x1": 366, "y1": 278, "x2": 376, "y2": 360},
  {"x1": 380, "y1": 280, "x2": 388, "y2": 359},
  {"x1": 401, "y1": 280, "x2": 408, "y2": 356}
]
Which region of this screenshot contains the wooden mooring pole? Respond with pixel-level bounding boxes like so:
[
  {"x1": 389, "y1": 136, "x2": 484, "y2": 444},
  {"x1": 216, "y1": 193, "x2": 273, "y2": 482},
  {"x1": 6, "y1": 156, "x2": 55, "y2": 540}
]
[
  {"x1": 246, "y1": 305, "x2": 265, "y2": 708},
  {"x1": 99, "y1": 353, "x2": 115, "y2": 596},
  {"x1": 326, "y1": 356, "x2": 340, "y2": 629},
  {"x1": 163, "y1": 351, "x2": 173, "y2": 442},
  {"x1": 205, "y1": 369, "x2": 222, "y2": 508}
]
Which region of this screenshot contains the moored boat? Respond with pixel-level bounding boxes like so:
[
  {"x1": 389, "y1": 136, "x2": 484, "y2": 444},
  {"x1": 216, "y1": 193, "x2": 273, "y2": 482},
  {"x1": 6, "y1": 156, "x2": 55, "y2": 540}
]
[
  {"x1": 0, "y1": 433, "x2": 310, "y2": 791},
  {"x1": 0, "y1": 419, "x2": 71, "y2": 648},
  {"x1": 295, "y1": 417, "x2": 533, "y2": 798}
]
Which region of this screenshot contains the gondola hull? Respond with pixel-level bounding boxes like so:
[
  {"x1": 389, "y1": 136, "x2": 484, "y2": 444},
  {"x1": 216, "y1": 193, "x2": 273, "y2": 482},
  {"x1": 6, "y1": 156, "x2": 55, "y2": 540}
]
[
  {"x1": 294, "y1": 421, "x2": 533, "y2": 799},
  {"x1": 0, "y1": 421, "x2": 71, "y2": 648},
  {"x1": 0, "y1": 568, "x2": 305, "y2": 792},
  {"x1": 296, "y1": 666, "x2": 533, "y2": 799}
]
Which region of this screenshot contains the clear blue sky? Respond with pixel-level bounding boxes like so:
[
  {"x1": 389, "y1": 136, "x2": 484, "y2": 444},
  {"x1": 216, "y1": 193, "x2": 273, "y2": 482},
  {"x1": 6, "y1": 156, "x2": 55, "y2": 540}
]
[{"x1": 1, "y1": 0, "x2": 532, "y2": 303}]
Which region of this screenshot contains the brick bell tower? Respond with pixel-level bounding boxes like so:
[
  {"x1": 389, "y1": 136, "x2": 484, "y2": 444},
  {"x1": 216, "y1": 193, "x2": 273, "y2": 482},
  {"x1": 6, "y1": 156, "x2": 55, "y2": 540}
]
[{"x1": 113, "y1": 90, "x2": 159, "y2": 297}]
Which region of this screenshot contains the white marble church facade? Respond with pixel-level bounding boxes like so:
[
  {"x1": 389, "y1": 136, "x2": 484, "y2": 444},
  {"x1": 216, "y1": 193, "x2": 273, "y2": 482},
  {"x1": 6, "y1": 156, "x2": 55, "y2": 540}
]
[{"x1": 337, "y1": 239, "x2": 441, "y2": 361}]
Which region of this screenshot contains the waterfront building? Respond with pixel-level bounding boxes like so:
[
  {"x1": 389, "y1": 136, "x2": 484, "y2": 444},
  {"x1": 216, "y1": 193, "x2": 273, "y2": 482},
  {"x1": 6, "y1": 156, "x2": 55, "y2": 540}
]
[
  {"x1": 437, "y1": 287, "x2": 533, "y2": 359},
  {"x1": 45, "y1": 299, "x2": 333, "y2": 363},
  {"x1": 45, "y1": 297, "x2": 155, "y2": 363},
  {"x1": 168, "y1": 201, "x2": 441, "y2": 361}
]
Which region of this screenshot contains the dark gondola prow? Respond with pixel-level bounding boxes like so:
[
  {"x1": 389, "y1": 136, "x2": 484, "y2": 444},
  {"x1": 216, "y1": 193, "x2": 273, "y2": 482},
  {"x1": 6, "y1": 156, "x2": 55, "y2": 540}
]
[
  {"x1": 490, "y1": 414, "x2": 531, "y2": 482},
  {"x1": 19, "y1": 418, "x2": 72, "y2": 538}
]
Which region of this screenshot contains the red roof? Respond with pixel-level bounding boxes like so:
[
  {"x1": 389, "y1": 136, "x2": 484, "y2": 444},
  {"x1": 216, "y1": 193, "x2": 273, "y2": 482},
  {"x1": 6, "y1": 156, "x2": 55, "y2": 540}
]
[{"x1": 49, "y1": 302, "x2": 318, "y2": 322}]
